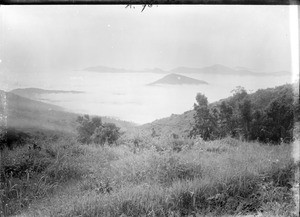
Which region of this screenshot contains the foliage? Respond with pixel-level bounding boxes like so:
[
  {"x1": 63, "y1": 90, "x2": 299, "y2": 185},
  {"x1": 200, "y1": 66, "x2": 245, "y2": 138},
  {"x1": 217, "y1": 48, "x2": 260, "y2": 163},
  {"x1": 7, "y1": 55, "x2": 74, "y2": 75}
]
[
  {"x1": 190, "y1": 93, "x2": 218, "y2": 140},
  {"x1": 218, "y1": 101, "x2": 238, "y2": 137},
  {"x1": 76, "y1": 115, "x2": 102, "y2": 144},
  {"x1": 238, "y1": 97, "x2": 252, "y2": 140},
  {"x1": 0, "y1": 135, "x2": 86, "y2": 216},
  {"x1": 91, "y1": 123, "x2": 121, "y2": 145},
  {"x1": 190, "y1": 85, "x2": 296, "y2": 144},
  {"x1": 22, "y1": 138, "x2": 298, "y2": 217},
  {"x1": 0, "y1": 128, "x2": 31, "y2": 150},
  {"x1": 76, "y1": 115, "x2": 121, "y2": 145}
]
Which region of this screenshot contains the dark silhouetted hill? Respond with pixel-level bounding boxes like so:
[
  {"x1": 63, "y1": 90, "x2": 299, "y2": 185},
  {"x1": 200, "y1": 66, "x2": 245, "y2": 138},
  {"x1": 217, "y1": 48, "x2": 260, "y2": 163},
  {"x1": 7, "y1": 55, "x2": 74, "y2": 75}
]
[
  {"x1": 139, "y1": 83, "x2": 297, "y2": 137},
  {"x1": 10, "y1": 88, "x2": 84, "y2": 100}
]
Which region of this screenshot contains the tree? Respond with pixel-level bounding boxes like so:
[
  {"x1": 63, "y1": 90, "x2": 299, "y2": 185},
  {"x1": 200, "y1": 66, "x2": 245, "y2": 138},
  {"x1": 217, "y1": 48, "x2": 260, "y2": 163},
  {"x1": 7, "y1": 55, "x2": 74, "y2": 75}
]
[
  {"x1": 249, "y1": 109, "x2": 267, "y2": 142},
  {"x1": 219, "y1": 101, "x2": 235, "y2": 137},
  {"x1": 76, "y1": 115, "x2": 102, "y2": 144},
  {"x1": 91, "y1": 123, "x2": 121, "y2": 145},
  {"x1": 76, "y1": 115, "x2": 121, "y2": 145},
  {"x1": 264, "y1": 98, "x2": 294, "y2": 143},
  {"x1": 238, "y1": 98, "x2": 252, "y2": 140},
  {"x1": 189, "y1": 84, "x2": 295, "y2": 144},
  {"x1": 231, "y1": 86, "x2": 248, "y2": 102},
  {"x1": 190, "y1": 93, "x2": 218, "y2": 140}
]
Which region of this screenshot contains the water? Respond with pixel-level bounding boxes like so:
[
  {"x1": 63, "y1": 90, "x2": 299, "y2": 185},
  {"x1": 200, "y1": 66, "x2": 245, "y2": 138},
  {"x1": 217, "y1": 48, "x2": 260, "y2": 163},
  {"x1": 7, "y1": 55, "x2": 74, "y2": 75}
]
[{"x1": 4, "y1": 70, "x2": 292, "y2": 124}]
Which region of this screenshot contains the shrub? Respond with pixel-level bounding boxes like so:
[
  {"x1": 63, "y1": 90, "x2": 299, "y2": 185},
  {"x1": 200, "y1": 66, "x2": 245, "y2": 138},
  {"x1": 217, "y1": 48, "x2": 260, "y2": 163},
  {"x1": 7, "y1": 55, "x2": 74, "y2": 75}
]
[
  {"x1": 76, "y1": 115, "x2": 121, "y2": 145},
  {"x1": 76, "y1": 115, "x2": 102, "y2": 144},
  {"x1": 0, "y1": 139, "x2": 86, "y2": 216},
  {"x1": 0, "y1": 128, "x2": 32, "y2": 150},
  {"x1": 168, "y1": 138, "x2": 194, "y2": 152},
  {"x1": 91, "y1": 123, "x2": 121, "y2": 145}
]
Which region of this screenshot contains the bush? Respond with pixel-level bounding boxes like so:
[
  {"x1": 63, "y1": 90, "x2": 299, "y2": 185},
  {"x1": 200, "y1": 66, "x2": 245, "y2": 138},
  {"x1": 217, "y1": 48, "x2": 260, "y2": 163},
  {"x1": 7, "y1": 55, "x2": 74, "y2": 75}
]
[
  {"x1": 168, "y1": 138, "x2": 194, "y2": 152},
  {"x1": 0, "y1": 139, "x2": 86, "y2": 216},
  {"x1": 0, "y1": 128, "x2": 32, "y2": 150},
  {"x1": 76, "y1": 115, "x2": 103, "y2": 144},
  {"x1": 91, "y1": 123, "x2": 121, "y2": 145},
  {"x1": 76, "y1": 115, "x2": 121, "y2": 145}
]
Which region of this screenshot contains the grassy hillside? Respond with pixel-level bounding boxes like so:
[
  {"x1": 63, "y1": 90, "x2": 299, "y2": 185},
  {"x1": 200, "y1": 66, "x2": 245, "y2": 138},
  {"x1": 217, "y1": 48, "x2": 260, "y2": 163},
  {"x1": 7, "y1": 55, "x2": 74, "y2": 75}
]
[
  {"x1": 15, "y1": 138, "x2": 299, "y2": 217},
  {"x1": 139, "y1": 111, "x2": 195, "y2": 138}
]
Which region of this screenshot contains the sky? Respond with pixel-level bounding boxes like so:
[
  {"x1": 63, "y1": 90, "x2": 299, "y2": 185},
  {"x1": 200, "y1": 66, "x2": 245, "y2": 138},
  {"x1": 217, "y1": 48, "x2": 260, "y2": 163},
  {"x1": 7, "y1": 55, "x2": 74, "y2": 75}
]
[{"x1": 0, "y1": 5, "x2": 294, "y2": 77}]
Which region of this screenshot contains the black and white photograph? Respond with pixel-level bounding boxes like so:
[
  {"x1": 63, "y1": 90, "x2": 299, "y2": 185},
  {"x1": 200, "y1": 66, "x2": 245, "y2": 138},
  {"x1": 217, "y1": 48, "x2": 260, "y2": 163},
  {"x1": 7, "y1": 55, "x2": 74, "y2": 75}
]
[{"x1": 0, "y1": 4, "x2": 299, "y2": 217}]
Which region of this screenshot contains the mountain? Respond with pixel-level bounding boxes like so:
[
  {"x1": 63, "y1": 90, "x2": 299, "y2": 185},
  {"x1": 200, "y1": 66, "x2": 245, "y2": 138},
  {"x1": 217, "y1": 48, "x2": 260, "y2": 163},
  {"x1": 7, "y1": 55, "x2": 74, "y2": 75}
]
[
  {"x1": 144, "y1": 67, "x2": 166, "y2": 74},
  {"x1": 171, "y1": 64, "x2": 290, "y2": 77},
  {"x1": 84, "y1": 66, "x2": 131, "y2": 73},
  {"x1": 10, "y1": 88, "x2": 84, "y2": 99},
  {"x1": 84, "y1": 65, "x2": 166, "y2": 74},
  {"x1": 0, "y1": 91, "x2": 136, "y2": 134},
  {"x1": 148, "y1": 73, "x2": 208, "y2": 86},
  {"x1": 84, "y1": 64, "x2": 289, "y2": 77}
]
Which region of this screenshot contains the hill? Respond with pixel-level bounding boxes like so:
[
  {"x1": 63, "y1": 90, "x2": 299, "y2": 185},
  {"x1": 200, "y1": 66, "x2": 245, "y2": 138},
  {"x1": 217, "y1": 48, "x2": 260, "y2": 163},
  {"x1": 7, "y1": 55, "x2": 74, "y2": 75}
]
[
  {"x1": 83, "y1": 65, "x2": 166, "y2": 74},
  {"x1": 83, "y1": 64, "x2": 290, "y2": 77},
  {"x1": 10, "y1": 88, "x2": 84, "y2": 99},
  {"x1": 2, "y1": 90, "x2": 78, "y2": 133},
  {"x1": 139, "y1": 83, "x2": 297, "y2": 138},
  {"x1": 139, "y1": 110, "x2": 195, "y2": 137},
  {"x1": 11, "y1": 88, "x2": 84, "y2": 95},
  {"x1": 171, "y1": 64, "x2": 289, "y2": 77},
  {"x1": 148, "y1": 73, "x2": 208, "y2": 86},
  {"x1": 0, "y1": 91, "x2": 136, "y2": 134}
]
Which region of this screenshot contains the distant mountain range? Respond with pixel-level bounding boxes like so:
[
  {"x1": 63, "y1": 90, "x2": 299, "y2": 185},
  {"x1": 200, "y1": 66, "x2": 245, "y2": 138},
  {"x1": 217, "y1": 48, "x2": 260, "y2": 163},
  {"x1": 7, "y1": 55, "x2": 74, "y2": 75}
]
[
  {"x1": 170, "y1": 65, "x2": 289, "y2": 77},
  {"x1": 11, "y1": 88, "x2": 83, "y2": 96},
  {"x1": 9, "y1": 88, "x2": 84, "y2": 101},
  {"x1": 83, "y1": 64, "x2": 290, "y2": 77},
  {"x1": 83, "y1": 66, "x2": 166, "y2": 74},
  {"x1": 148, "y1": 73, "x2": 208, "y2": 86}
]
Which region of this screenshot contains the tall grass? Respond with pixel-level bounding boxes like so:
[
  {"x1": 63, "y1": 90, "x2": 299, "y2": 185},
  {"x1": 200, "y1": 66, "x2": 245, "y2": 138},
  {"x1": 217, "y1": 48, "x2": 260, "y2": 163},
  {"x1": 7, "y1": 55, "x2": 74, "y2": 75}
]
[
  {"x1": 0, "y1": 137, "x2": 86, "y2": 216},
  {"x1": 19, "y1": 137, "x2": 299, "y2": 217}
]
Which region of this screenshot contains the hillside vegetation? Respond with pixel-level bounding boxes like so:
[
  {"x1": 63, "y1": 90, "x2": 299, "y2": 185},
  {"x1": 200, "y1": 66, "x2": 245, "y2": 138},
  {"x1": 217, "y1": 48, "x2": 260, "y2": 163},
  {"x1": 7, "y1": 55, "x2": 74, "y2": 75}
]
[
  {"x1": 140, "y1": 83, "x2": 298, "y2": 142},
  {"x1": 13, "y1": 138, "x2": 299, "y2": 217}
]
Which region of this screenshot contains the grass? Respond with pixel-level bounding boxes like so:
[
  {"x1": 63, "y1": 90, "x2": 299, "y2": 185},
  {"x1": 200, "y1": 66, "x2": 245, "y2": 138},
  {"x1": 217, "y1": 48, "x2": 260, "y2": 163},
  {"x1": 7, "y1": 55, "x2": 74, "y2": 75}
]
[
  {"x1": 0, "y1": 135, "x2": 87, "y2": 216},
  {"x1": 9, "y1": 134, "x2": 298, "y2": 217}
]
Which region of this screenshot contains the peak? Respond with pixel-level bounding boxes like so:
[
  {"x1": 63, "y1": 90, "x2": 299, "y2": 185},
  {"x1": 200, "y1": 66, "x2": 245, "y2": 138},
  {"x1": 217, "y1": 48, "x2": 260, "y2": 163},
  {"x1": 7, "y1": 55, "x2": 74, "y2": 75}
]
[{"x1": 148, "y1": 73, "x2": 208, "y2": 85}]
